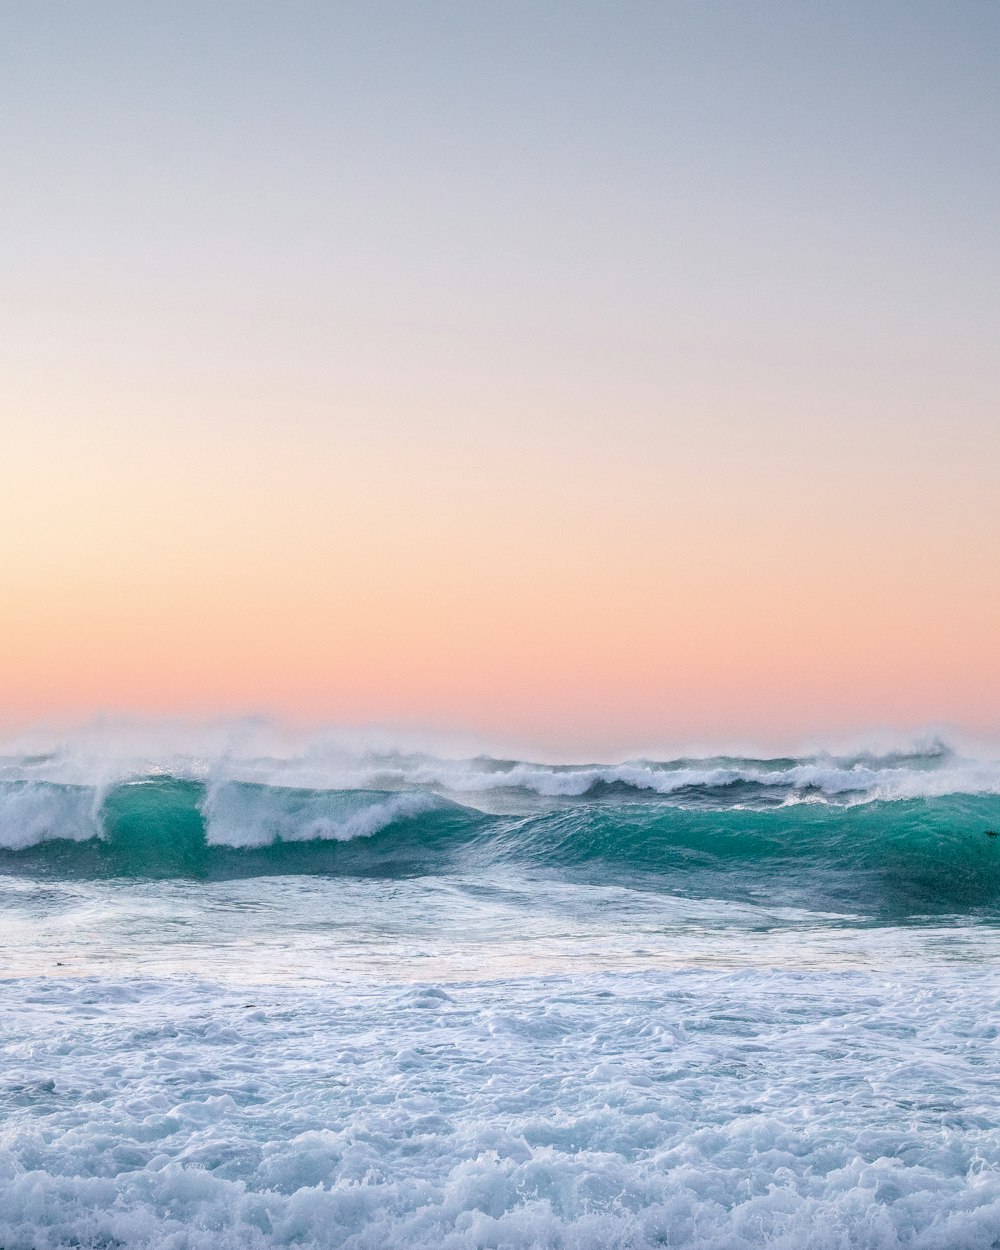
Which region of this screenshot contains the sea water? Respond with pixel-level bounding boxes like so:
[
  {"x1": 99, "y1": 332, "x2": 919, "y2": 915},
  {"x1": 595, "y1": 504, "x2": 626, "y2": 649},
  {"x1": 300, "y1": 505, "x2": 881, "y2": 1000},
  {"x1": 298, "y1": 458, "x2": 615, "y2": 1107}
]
[{"x1": 1, "y1": 734, "x2": 999, "y2": 1248}]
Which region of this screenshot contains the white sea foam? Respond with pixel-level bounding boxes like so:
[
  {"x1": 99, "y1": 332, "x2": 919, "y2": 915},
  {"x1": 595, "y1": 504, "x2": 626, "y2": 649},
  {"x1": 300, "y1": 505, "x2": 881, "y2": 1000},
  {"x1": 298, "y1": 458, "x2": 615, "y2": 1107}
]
[{"x1": 1, "y1": 968, "x2": 998, "y2": 1249}]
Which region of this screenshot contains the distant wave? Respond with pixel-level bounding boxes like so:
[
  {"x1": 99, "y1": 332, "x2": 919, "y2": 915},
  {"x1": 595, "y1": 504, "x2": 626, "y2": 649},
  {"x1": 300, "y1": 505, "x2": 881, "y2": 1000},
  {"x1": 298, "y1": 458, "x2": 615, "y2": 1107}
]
[
  {"x1": 3, "y1": 735, "x2": 1000, "y2": 802},
  {"x1": 363, "y1": 748, "x2": 1000, "y2": 802}
]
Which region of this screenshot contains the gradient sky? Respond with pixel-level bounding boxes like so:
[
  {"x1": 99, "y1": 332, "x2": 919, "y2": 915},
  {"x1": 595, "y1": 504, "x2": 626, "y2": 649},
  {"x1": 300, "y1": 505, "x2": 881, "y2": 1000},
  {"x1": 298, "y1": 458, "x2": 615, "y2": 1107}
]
[{"x1": 2, "y1": 1, "x2": 999, "y2": 756}]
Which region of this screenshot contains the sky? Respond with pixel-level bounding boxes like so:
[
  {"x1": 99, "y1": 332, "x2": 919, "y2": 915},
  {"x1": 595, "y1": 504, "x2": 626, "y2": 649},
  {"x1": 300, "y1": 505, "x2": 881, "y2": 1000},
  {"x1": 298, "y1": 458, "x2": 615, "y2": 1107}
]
[{"x1": 2, "y1": 1, "x2": 999, "y2": 758}]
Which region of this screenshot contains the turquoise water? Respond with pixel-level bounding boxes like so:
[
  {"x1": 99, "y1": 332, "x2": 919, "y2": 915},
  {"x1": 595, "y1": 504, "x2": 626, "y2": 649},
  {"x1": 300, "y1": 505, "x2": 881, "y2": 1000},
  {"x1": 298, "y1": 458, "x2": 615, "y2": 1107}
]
[{"x1": 1, "y1": 739, "x2": 999, "y2": 1247}]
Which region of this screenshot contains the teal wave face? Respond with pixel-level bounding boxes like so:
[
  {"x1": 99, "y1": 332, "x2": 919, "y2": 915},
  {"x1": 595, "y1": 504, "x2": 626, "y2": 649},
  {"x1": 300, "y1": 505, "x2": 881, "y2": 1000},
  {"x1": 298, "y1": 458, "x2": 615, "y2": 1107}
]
[
  {"x1": 0, "y1": 778, "x2": 478, "y2": 881},
  {"x1": 503, "y1": 796, "x2": 1000, "y2": 916},
  {"x1": 0, "y1": 776, "x2": 998, "y2": 920}
]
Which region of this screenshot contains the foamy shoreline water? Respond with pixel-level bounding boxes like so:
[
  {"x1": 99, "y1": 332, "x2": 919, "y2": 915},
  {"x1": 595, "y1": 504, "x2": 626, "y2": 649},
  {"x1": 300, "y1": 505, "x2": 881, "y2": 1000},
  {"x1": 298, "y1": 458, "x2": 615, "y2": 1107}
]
[
  {"x1": 2, "y1": 965, "x2": 1000, "y2": 1249},
  {"x1": 1, "y1": 738, "x2": 999, "y2": 1247}
]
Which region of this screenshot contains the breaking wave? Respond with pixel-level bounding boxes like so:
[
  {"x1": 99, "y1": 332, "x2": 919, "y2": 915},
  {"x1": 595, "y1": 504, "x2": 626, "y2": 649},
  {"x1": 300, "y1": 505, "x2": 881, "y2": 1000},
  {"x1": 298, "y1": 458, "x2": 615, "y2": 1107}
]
[{"x1": 0, "y1": 742, "x2": 998, "y2": 917}]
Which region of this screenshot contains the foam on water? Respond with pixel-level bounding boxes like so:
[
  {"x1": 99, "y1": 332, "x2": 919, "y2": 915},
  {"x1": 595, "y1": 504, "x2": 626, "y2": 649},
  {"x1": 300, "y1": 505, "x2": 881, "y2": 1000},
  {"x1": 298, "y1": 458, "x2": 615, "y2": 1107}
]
[{"x1": 2, "y1": 969, "x2": 1000, "y2": 1250}]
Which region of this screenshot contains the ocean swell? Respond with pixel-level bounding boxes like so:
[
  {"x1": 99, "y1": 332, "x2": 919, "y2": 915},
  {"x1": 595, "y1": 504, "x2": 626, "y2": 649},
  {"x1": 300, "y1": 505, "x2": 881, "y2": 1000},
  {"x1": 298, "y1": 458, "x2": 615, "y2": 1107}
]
[{"x1": 0, "y1": 764, "x2": 997, "y2": 917}]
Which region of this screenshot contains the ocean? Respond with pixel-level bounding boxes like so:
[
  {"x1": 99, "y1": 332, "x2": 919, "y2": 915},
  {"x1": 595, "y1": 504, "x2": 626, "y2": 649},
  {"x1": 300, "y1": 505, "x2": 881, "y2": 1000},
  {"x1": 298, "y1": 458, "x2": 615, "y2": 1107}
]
[{"x1": 1, "y1": 734, "x2": 999, "y2": 1249}]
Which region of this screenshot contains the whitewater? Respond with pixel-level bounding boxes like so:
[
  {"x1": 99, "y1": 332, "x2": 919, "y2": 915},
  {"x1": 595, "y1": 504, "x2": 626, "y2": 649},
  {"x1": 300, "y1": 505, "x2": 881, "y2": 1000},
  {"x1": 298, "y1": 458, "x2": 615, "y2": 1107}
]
[{"x1": 1, "y1": 731, "x2": 999, "y2": 1249}]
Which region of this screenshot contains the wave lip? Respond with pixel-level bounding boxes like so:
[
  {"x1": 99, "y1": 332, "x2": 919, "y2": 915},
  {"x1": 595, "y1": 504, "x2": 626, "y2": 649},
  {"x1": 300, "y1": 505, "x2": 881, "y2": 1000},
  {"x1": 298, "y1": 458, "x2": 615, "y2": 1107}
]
[
  {"x1": 201, "y1": 783, "x2": 441, "y2": 848},
  {"x1": 0, "y1": 781, "x2": 99, "y2": 850}
]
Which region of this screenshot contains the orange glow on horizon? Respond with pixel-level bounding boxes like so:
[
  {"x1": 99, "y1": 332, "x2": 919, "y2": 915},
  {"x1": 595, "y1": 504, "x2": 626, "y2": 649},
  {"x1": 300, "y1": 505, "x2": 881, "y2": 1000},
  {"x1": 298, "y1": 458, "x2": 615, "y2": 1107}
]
[{"x1": 3, "y1": 400, "x2": 998, "y2": 756}]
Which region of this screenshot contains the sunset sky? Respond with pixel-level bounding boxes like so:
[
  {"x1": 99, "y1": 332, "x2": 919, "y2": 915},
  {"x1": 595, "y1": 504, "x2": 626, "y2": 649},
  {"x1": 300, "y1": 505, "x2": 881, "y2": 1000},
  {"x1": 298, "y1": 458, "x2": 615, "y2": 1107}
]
[{"x1": 3, "y1": 1, "x2": 999, "y2": 757}]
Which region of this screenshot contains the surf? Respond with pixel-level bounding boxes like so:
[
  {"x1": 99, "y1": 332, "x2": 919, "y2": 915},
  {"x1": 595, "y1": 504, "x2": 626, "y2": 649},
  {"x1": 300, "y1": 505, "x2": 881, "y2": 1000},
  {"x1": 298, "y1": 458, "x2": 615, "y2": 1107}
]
[{"x1": 0, "y1": 765, "x2": 997, "y2": 919}]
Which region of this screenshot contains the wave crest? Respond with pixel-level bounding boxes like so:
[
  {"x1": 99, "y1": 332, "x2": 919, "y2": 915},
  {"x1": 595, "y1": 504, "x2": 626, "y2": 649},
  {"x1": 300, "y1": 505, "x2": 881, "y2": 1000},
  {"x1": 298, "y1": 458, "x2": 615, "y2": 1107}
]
[{"x1": 201, "y1": 784, "x2": 440, "y2": 848}]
